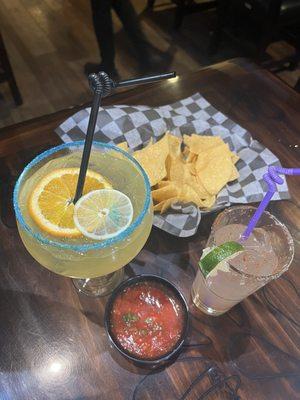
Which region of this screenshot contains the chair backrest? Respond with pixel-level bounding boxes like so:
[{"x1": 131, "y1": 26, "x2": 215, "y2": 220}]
[
  {"x1": 242, "y1": 0, "x2": 282, "y2": 20},
  {"x1": 229, "y1": 0, "x2": 283, "y2": 24}
]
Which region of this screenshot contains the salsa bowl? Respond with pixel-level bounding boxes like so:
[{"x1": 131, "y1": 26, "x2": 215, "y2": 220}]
[{"x1": 104, "y1": 275, "x2": 189, "y2": 367}]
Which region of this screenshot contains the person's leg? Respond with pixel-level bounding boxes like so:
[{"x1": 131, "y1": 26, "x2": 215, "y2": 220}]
[
  {"x1": 89, "y1": 0, "x2": 116, "y2": 72},
  {"x1": 112, "y1": 0, "x2": 173, "y2": 74},
  {"x1": 112, "y1": 0, "x2": 149, "y2": 58}
]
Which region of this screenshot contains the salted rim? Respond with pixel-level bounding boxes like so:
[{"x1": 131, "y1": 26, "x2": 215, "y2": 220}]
[
  {"x1": 210, "y1": 205, "x2": 295, "y2": 281},
  {"x1": 13, "y1": 141, "x2": 151, "y2": 252}
]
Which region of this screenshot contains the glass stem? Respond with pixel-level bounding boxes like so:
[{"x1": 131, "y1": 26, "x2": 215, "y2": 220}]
[{"x1": 72, "y1": 268, "x2": 124, "y2": 297}]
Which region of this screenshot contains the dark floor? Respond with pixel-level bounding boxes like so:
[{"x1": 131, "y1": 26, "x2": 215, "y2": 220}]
[{"x1": 0, "y1": 0, "x2": 299, "y2": 128}]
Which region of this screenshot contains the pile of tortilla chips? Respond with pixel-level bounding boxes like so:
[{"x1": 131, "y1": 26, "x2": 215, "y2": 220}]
[{"x1": 118, "y1": 132, "x2": 239, "y2": 213}]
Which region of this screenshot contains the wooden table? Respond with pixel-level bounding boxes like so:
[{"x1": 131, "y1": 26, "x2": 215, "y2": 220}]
[{"x1": 0, "y1": 58, "x2": 299, "y2": 400}]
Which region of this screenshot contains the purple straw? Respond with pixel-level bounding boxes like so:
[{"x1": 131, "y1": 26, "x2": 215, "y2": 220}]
[{"x1": 240, "y1": 166, "x2": 300, "y2": 241}]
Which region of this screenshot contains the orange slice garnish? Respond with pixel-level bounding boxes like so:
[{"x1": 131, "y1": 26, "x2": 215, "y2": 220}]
[{"x1": 28, "y1": 168, "x2": 112, "y2": 238}]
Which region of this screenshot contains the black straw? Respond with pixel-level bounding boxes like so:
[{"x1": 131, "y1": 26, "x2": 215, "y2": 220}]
[
  {"x1": 114, "y1": 72, "x2": 176, "y2": 88},
  {"x1": 73, "y1": 71, "x2": 176, "y2": 203},
  {"x1": 73, "y1": 72, "x2": 108, "y2": 204},
  {"x1": 73, "y1": 92, "x2": 101, "y2": 203}
]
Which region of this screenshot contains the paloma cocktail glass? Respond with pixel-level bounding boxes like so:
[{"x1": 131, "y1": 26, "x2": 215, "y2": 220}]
[{"x1": 191, "y1": 206, "x2": 294, "y2": 316}]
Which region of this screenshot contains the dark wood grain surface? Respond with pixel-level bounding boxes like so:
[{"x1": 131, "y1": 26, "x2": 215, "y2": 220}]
[{"x1": 0, "y1": 58, "x2": 299, "y2": 400}]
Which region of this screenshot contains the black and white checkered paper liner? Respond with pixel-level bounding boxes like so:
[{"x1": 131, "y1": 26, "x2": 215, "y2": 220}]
[{"x1": 55, "y1": 92, "x2": 289, "y2": 237}]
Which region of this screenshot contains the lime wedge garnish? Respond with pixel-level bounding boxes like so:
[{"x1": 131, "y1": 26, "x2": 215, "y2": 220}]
[
  {"x1": 74, "y1": 189, "x2": 133, "y2": 240},
  {"x1": 199, "y1": 241, "x2": 244, "y2": 278}
]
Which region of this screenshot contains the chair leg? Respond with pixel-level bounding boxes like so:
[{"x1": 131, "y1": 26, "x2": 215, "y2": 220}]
[
  {"x1": 208, "y1": 0, "x2": 227, "y2": 54},
  {"x1": 287, "y1": 53, "x2": 299, "y2": 71},
  {"x1": 8, "y1": 75, "x2": 23, "y2": 106},
  {"x1": 256, "y1": 35, "x2": 272, "y2": 62},
  {"x1": 255, "y1": 18, "x2": 277, "y2": 62},
  {"x1": 0, "y1": 34, "x2": 22, "y2": 106},
  {"x1": 174, "y1": 4, "x2": 185, "y2": 30}
]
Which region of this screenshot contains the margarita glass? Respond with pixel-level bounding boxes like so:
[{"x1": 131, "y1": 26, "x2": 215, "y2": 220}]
[{"x1": 14, "y1": 141, "x2": 153, "y2": 296}]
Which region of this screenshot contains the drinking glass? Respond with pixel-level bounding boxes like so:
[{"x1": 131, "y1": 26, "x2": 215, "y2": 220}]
[
  {"x1": 14, "y1": 141, "x2": 153, "y2": 296},
  {"x1": 191, "y1": 206, "x2": 294, "y2": 316}
]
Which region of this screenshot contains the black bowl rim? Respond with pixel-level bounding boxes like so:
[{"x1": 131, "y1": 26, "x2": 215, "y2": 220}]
[{"x1": 104, "y1": 274, "x2": 189, "y2": 365}]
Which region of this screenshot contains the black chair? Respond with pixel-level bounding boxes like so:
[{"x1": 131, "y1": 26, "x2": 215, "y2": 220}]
[
  {"x1": 210, "y1": 0, "x2": 300, "y2": 90},
  {"x1": 148, "y1": 0, "x2": 216, "y2": 30},
  {"x1": 249, "y1": 1, "x2": 299, "y2": 62},
  {"x1": 0, "y1": 32, "x2": 22, "y2": 106},
  {"x1": 211, "y1": 0, "x2": 300, "y2": 59}
]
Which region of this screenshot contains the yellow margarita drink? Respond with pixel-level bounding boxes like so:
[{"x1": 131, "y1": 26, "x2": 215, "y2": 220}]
[{"x1": 14, "y1": 142, "x2": 152, "y2": 295}]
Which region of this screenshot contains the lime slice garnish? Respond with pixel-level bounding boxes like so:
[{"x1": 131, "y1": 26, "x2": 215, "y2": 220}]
[
  {"x1": 74, "y1": 189, "x2": 133, "y2": 240},
  {"x1": 199, "y1": 241, "x2": 244, "y2": 278}
]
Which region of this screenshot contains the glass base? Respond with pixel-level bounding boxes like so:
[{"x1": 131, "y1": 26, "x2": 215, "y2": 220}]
[
  {"x1": 192, "y1": 295, "x2": 226, "y2": 316},
  {"x1": 73, "y1": 268, "x2": 124, "y2": 297}
]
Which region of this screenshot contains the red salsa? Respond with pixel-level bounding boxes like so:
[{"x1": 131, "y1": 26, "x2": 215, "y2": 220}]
[{"x1": 110, "y1": 281, "x2": 185, "y2": 359}]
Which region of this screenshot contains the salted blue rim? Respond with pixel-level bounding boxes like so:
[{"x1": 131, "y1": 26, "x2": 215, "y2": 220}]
[{"x1": 13, "y1": 141, "x2": 151, "y2": 252}]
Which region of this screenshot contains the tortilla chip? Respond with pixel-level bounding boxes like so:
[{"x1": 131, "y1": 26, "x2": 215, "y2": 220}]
[
  {"x1": 164, "y1": 133, "x2": 183, "y2": 177},
  {"x1": 166, "y1": 132, "x2": 182, "y2": 158},
  {"x1": 229, "y1": 165, "x2": 239, "y2": 182},
  {"x1": 166, "y1": 155, "x2": 185, "y2": 182},
  {"x1": 197, "y1": 195, "x2": 216, "y2": 209},
  {"x1": 154, "y1": 197, "x2": 178, "y2": 214},
  {"x1": 231, "y1": 153, "x2": 239, "y2": 164},
  {"x1": 186, "y1": 162, "x2": 197, "y2": 177},
  {"x1": 133, "y1": 135, "x2": 169, "y2": 186},
  {"x1": 117, "y1": 142, "x2": 129, "y2": 152},
  {"x1": 139, "y1": 131, "x2": 240, "y2": 213},
  {"x1": 195, "y1": 143, "x2": 231, "y2": 171},
  {"x1": 156, "y1": 180, "x2": 173, "y2": 188},
  {"x1": 146, "y1": 138, "x2": 153, "y2": 147},
  {"x1": 177, "y1": 183, "x2": 203, "y2": 206},
  {"x1": 187, "y1": 153, "x2": 197, "y2": 164},
  {"x1": 198, "y1": 152, "x2": 233, "y2": 195},
  {"x1": 183, "y1": 146, "x2": 190, "y2": 158},
  {"x1": 152, "y1": 183, "x2": 178, "y2": 203},
  {"x1": 188, "y1": 174, "x2": 211, "y2": 199},
  {"x1": 184, "y1": 134, "x2": 225, "y2": 155}
]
